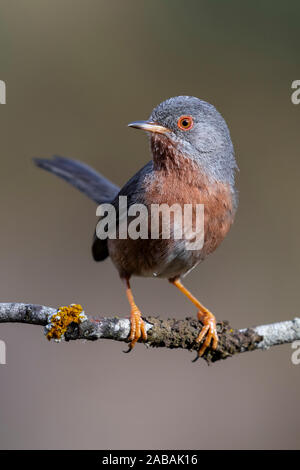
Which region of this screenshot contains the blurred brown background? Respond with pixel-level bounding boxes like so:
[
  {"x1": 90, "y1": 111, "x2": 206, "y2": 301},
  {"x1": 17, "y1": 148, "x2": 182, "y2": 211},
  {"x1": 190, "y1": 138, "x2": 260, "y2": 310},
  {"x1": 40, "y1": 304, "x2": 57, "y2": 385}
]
[{"x1": 0, "y1": 0, "x2": 299, "y2": 450}]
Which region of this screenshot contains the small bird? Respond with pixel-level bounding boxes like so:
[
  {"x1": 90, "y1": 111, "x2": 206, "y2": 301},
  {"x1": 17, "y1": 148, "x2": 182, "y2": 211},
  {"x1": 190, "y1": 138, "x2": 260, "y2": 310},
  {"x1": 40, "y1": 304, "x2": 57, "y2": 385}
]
[{"x1": 34, "y1": 96, "x2": 238, "y2": 358}]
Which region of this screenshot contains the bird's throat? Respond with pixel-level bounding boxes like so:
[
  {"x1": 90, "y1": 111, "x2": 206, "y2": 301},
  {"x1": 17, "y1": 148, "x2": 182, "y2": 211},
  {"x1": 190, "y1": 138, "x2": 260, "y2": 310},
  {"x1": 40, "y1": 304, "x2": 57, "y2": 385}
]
[
  {"x1": 150, "y1": 134, "x2": 187, "y2": 172},
  {"x1": 150, "y1": 133, "x2": 203, "y2": 188}
]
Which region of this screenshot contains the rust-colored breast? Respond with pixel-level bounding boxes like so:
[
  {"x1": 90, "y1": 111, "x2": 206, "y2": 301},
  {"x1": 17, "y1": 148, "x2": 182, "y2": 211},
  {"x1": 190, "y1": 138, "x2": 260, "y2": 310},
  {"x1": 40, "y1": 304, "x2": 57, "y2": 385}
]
[{"x1": 144, "y1": 147, "x2": 235, "y2": 260}]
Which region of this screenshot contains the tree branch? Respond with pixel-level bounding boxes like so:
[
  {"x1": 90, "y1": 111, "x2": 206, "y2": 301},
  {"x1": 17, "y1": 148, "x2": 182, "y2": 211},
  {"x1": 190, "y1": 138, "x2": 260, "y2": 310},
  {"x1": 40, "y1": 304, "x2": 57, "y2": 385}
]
[{"x1": 0, "y1": 302, "x2": 299, "y2": 362}]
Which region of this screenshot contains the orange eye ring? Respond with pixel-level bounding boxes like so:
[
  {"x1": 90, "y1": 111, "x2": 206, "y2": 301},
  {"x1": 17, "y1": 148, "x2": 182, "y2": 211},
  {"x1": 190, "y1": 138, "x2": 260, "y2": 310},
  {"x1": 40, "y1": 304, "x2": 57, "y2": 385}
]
[{"x1": 177, "y1": 115, "x2": 193, "y2": 131}]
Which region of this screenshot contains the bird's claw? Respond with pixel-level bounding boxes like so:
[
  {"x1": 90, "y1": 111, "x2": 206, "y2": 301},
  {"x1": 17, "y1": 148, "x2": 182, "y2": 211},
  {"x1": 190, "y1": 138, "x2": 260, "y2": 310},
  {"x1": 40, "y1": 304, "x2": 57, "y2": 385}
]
[
  {"x1": 123, "y1": 308, "x2": 147, "y2": 353},
  {"x1": 194, "y1": 311, "x2": 218, "y2": 359}
]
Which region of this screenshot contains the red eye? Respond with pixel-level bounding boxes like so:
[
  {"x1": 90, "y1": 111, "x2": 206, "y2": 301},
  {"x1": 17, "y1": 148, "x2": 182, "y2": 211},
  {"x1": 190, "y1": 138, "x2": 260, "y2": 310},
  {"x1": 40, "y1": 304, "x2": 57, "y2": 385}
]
[{"x1": 177, "y1": 115, "x2": 193, "y2": 131}]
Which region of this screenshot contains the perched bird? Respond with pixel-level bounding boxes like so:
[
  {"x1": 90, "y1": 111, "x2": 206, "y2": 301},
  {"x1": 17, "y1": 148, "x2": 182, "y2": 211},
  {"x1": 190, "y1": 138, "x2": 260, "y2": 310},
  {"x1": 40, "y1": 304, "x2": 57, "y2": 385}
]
[{"x1": 34, "y1": 96, "x2": 238, "y2": 358}]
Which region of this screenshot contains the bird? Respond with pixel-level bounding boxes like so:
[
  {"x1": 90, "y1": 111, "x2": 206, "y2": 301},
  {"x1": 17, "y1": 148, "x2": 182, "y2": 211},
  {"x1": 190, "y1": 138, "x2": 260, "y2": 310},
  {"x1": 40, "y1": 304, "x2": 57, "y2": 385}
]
[{"x1": 34, "y1": 96, "x2": 238, "y2": 358}]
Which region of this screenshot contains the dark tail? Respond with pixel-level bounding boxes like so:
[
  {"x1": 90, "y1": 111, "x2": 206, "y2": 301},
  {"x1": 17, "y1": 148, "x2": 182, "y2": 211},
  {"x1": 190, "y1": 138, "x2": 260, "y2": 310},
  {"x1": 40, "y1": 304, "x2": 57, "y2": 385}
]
[{"x1": 33, "y1": 155, "x2": 120, "y2": 205}]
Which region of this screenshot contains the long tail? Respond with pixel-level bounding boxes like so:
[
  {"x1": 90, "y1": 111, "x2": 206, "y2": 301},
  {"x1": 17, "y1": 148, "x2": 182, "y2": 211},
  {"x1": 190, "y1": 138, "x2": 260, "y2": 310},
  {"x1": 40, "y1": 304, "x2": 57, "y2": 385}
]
[{"x1": 33, "y1": 155, "x2": 120, "y2": 205}]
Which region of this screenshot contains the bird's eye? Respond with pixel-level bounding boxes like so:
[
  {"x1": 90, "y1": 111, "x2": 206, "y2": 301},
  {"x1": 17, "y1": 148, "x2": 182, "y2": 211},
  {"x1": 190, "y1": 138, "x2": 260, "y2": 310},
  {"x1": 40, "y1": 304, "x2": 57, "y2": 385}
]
[{"x1": 177, "y1": 115, "x2": 193, "y2": 131}]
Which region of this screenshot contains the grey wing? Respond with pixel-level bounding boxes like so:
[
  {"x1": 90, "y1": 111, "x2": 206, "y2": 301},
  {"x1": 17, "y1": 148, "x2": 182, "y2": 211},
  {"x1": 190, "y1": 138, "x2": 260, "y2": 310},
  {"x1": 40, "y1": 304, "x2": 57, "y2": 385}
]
[{"x1": 92, "y1": 161, "x2": 153, "y2": 261}]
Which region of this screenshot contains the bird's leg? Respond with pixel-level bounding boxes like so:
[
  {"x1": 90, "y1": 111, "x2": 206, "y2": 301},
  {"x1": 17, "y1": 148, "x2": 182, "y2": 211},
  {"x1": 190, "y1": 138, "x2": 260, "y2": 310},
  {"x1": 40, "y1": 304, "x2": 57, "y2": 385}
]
[
  {"x1": 170, "y1": 278, "x2": 218, "y2": 357},
  {"x1": 124, "y1": 278, "x2": 147, "y2": 352}
]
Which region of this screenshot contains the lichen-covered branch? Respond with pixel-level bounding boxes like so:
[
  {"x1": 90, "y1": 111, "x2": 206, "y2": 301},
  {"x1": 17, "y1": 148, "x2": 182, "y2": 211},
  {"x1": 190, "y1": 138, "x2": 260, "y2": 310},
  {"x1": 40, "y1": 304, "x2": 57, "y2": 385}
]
[{"x1": 0, "y1": 302, "x2": 299, "y2": 362}]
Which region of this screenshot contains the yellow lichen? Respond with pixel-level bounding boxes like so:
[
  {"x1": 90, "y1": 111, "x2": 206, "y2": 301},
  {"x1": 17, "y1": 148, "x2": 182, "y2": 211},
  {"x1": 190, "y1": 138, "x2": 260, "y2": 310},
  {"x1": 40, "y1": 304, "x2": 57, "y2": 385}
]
[{"x1": 46, "y1": 304, "x2": 86, "y2": 341}]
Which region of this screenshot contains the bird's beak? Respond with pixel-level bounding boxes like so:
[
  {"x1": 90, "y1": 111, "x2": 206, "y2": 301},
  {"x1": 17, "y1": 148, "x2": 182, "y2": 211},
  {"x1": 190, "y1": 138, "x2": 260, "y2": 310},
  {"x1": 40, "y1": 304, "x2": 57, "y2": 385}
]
[{"x1": 128, "y1": 120, "x2": 169, "y2": 135}]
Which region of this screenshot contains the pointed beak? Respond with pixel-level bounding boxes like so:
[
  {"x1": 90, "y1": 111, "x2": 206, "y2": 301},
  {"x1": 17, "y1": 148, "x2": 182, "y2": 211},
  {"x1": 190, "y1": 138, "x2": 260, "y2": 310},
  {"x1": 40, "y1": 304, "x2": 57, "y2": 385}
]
[{"x1": 128, "y1": 120, "x2": 169, "y2": 135}]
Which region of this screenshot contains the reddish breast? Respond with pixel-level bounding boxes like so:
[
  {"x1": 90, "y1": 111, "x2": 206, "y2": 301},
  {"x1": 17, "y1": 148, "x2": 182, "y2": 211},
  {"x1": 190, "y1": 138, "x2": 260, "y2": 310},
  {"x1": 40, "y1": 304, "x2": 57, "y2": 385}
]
[{"x1": 144, "y1": 134, "x2": 235, "y2": 258}]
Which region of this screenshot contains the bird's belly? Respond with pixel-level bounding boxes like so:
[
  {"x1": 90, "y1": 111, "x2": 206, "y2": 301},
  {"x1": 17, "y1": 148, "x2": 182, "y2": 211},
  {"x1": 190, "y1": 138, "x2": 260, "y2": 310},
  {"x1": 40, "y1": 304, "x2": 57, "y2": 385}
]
[{"x1": 108, "y1": 236, "x2": 201, "y2": 279}]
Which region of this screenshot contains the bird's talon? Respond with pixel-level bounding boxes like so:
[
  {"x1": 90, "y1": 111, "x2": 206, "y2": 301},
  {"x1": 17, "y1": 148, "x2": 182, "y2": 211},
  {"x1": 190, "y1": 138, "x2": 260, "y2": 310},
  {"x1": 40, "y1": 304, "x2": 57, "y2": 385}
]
[
  {"x1": 128, "y1": 309, "x2": 147, "y2": 350},
  {"x1": 191, "y1": 354, "x2": 200, "y2": 363},
  {"x1": 195, "y1": 311, "x2": 218, "y2": 357}
]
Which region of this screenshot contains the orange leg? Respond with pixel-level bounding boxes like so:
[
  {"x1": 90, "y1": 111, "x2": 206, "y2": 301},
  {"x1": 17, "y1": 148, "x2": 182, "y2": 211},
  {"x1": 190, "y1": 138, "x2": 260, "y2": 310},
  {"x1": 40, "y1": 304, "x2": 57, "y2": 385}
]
[
  {"x1": 170, "y1": 278, "x2": 218, "y2": 357},
  {"x1": 124, "y1": 278, "x2": 147, "y2": 351}
]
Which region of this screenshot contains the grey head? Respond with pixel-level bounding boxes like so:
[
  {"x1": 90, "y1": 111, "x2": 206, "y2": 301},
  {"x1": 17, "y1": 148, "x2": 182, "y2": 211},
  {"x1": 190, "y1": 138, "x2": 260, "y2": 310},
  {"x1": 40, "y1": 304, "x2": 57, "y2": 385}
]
[{"x1": 128, "y1": 96, "x2": 238, "y2": 188}]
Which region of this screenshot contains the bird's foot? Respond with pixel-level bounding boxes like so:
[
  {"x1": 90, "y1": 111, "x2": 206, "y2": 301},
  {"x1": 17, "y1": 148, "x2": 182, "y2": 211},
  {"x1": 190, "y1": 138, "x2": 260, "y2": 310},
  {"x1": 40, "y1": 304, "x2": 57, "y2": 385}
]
[
  {"x1": 194, "y1": 310, "x2": 218, "y2": 360},
  {"x1": 124, "y1": 307, "x2": 147, "y2": 353}
]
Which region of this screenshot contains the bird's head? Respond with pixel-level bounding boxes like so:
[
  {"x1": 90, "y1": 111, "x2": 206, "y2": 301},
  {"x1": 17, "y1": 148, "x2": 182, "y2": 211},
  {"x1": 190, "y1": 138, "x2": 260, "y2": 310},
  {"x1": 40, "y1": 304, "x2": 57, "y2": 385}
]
[{"x1": 128, "y1": 96, "x2": 237, "y2": 187}]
